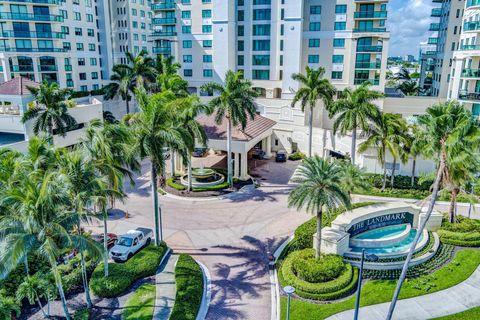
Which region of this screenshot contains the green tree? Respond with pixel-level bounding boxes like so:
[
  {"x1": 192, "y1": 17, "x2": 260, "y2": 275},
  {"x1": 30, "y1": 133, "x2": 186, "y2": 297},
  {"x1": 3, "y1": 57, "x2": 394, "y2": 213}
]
[
  {"x1": 154, "y1": 54, "x2": 181, "y2": 77},
  {"x1": 291, "y1": 67, "x2": 336, "y2": 157},
  {"x1": 130, "y1": 89, "x2": 190, "y2": 245},
  {"x1": 0, "y1": 291, "x2": 20, "y2": 320},
  {"x1": 358, "y1": 113, "x2": 407, "y2": 190},
  {"x1": 387, "y1": 101, "x2": 480, "y2": 319},
  {"x1": 397, "y1": 80, "x2": 422, "y2": 96},
  {"x1": 330, "y1": 83, "x2": 382, "y2": 164},
  {"x1": 201, "y1": 71, "x2": 258, "y2": 186},
  {"x1": 288, "y1": 156, "x2": 351, "y2": 258},
  {"x1": 16, "y1": 274, "x2": 50, "y2": 318},
  {"x1": 338, "y1": 160, "x2": 371, "y2": 196},
  {"x1": 21, "y1": 81, "x2": 76, "y2": 140},
  {"x1": 104, "y1": 65, "x2": 133, "y2": 114}
]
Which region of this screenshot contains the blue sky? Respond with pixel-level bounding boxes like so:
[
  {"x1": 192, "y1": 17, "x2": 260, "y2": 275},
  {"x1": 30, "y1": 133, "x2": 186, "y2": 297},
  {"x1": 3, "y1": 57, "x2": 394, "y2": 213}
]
[{"x1": 387, "y1": 0, "x2": 434, "y2": 57}]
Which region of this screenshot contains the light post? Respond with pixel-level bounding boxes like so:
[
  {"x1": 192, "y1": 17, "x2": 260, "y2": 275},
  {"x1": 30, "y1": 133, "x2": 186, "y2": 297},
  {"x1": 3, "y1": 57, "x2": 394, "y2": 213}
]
[
  {"x1": 468, "y1": 182, "x2": 476, "y2": 219},
  {"x1": 284, "y1": 285, "x2": 295, "y2": 320},
  {"x1": 354, "y1": 249, "x2": 378, "y2": 320}
]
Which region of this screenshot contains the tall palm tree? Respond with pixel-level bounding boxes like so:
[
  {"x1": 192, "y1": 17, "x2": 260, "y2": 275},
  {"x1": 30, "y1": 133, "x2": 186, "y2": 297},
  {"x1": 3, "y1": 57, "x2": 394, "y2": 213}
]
[
  {"x1": 288, "y1": 156, "x2": 351, "y2": 258},
  {"x1": 155, "y1": 73, "x2": 189, "y2": 97},
  {"x1": 387, "y1": 101, "x2": 480, "y2": 319},
  {"x1": 291, "y1": 67, "x2": 336, "y2": 157},
  {"x1": 358, "y1": 113, "x2": 407, "y2": 190},
  {"x1": 104, "y1": 65, "x2": 133, "y2": 114},
  {"x1": 406, "y1": 125, "x2": 426, "y2": 187},
  {"x1": 21, "y1": 81, "x2": 76, "y2": 140},
  {"x1": 397, "y1": 80, "x2": 422, "y2": 96},
  {"x1": 16, "y1": 274, "x2": 50, "y2": 318},
  {"x1": 201, "y1": 70, "x2": 258, "y2": 186},
  {"x1": 0, "y1": 292, "x2": 20, "y2": 320},
  {"x1": 130, "y1": 89, "x2": 190, "y2": 245},
  {"x1": 330, "y1": 83, "x2": 382, "y2": 164},
  {"x1": 338, "y1": 160, "x2": 371, "y2": 196},
  {"x1": 154, "y1": 54, "x2": 181, "y2": 77},
  {"x1": 123, "y1": 50, "x2": 156, "y2": 90}
]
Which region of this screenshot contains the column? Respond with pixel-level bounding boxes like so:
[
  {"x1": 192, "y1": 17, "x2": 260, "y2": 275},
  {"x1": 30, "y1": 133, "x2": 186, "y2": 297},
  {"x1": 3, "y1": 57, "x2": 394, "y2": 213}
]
[
  {"x1": 240, "y1": 152, "x2": 248, "y2": 180},
  {"x1": 234, "y1": 152, "x2": 240, "y2": 178},
  {"x1": 265, "y1": 135, "x2": 272, "y2": 158}
]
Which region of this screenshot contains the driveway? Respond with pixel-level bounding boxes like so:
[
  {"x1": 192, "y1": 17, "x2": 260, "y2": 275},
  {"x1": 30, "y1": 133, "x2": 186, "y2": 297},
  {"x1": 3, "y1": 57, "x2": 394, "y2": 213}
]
[{"x1": 83, "y1": 158, "x2": 307, "y2": 320}]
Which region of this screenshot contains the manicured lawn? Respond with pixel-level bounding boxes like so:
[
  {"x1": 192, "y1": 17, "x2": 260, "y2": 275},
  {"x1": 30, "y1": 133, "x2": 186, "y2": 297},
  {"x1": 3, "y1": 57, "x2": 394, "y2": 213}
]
[
  {"x1": 170, "y1": 254, "x2": 204, "y2": 320},
  {"x1": 433, "y1": 306, "x2": 480, "y2": 319},
  {"x1": 122, "y1": 284, "x2": 156, "y2": 320},
  {"x1": 280, "y1": 250, "x2": 480, "y2": 320}
]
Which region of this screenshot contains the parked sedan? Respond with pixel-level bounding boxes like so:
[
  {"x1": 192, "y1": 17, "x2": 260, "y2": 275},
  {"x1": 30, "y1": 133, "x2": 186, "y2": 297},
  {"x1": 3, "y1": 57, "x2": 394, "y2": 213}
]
[
  {"x1": 275, "y1": 150, "x2": 287, "y2": 162},
  {"x1": 92, "y1": 233, "x2": 118, "y2": 248}
]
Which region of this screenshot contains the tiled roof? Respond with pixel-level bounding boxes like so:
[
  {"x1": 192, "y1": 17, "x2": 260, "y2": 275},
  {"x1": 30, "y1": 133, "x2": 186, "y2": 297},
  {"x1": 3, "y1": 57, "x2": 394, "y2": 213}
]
[
  {"x1": 197, "y1": 113, "x2": 277, "y2": 142},
  {"x1": 0, "y1": 77, "x2": 39, "y2": 96}
]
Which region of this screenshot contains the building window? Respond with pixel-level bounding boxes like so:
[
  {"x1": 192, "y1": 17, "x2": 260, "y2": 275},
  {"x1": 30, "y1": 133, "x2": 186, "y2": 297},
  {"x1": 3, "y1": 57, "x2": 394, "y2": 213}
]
[
  {"x1": 252, "y1": 40, "x2": 270, "y2": 51},
  {"x1": 203, "y1": 55, "x2": 212, "y2": 63},
  {"x1": 309, "y1": 22, "x2": 321, "y2": 31},
  {"x1": 183, "y1": 40, "x2": 192, "y2": 48},
  {"x1": 183, "y1": 55, "x2": 192, "y2": 63},
  {"x1": 80, "y1": 85, "x2": 88, "y2": 91},
  {"x1": 310, "y1": 5, "x2": 321, "y2": 15},
  {"x1": 78, "y1": 58, "x2": 85, "y2": 66},
  {"x1": 253, "y1": 24, "x2": 270, "y2": 36},
  {"x1": 74, "y1": 12, "x2": 81, "y2": 20},
  {"x1": 76, "y1": 43, "x2": 84, "y2": 51},
  {"x1": 88, "y1": 43, "x2": 95, "y2": 51},
  {"x1": 182, "y1": 11, "x2": 191, "y2": 19},
  {"x1": 86, "y1": 14, "x2": 93, "y2": 22},
  {"x1": 87, "y1": 29, "x2": 94, "y2": 37},
  {"x1": 202, "y1": 40, "x2": 212, "y2": 48},
  {"x1": 202, "y1": 25, "x2": 212, "y2": 33},
  {"x1": 252, "y1": 70, "x2": 269, "y2": 80},
  {"x1": 90, "y1": 58, "x2": 97, "y2": 65},
  {"x1": 332, "y1": 71, "x2": 343, "y2": 79},
  {"x1": 309, "y1": 39, "x2": 320, "y2": 47},
  {"x1": 182, "y1": 26, "x2": 191, "y2": 34},
  {"x1": 238, "y1": 55, "x2": 244, "y2": 66},
  {"x1": 253, "y1": 9, "x2": 271, "y2": 20},
  {"x1": 75, "y1": 28, "x2": 82, "y2": 36},
  {"x1": 238, "y1": 25, "x2": 244, "y2": 36},
  {"x1": 79, "y1": 73, "x2": 87, "y2": 80},
  {"x1": 252, "y1": 55, "x2": 270, "y2": 66},
  {"x1": 333, "y1": 38, "x2": 345, "y2": 48},
  {"x1": 308, "y1": 55, "x2": 319, "y2": 63},
  {"x1": 91, "y1": 72, "x2": 98, "y2": 79},
  {"x1": 184, "y1": 69, "x2": 192, "y2": 77},
  {"x1": 202, "y1": 10, "x2": 212, "y2": 18},
  {"x1": 334, "y1": 22, "x2": 346, "y2": 31},
  {"x1": 335, "y1": 5, "x2": 347, "y2": 14},
  {"x1": 203, "y1": 69, "x2": 213, "y2": 77},
  {"x1": 332, "y1": 55, "x2": 344, "y2": 63},
  {"x1": 238, "y1": 41, "x2": 244, "y2": 51}
]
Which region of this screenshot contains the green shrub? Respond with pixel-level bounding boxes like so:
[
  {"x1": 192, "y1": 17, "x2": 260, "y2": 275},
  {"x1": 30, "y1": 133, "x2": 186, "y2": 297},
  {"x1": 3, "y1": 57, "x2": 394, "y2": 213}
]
[
  {"x1": 293, "y1": 202, "x2": 379, "y2": 250},
  {"x1": 90, "y1": 243, "x2": 167, "y2": 298},
  {"x1": 292, "y1": 250, "x2": 345, "y2": 283},
  {"x1": 73, "y1": 308, "x2": 90, "y2": 320},
  {"x1": 288, "y1": 152, "x2": 306, "y2": 161},
  {"x1": 167, "y1": 178, "x2": 186, "y2": 191},
  {"x1": 170, "y1": 254, "x2": 203, "y2": 320},
  {"x1": 365, "y1": 173, "x2": 432, "y2": 191},
  {"x1": 193, "y1": 181, "x2": 229, "y2": 192},
  {"x1": 438, "y1": 216, "x2": 480, "y2": 247},
  {"x1": 441, "y1": 215, "x2": 480, "y2": 233}
]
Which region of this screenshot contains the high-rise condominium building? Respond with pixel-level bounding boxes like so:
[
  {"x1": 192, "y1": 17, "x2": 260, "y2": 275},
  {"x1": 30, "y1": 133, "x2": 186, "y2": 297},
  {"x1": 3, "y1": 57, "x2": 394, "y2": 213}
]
[
  {"x1": 448, "y1": 0, "x2": 480, "y2": 116},
  {"x1": 152, "y1": 0, "x2": 390, "y2": 98},
  {"x1": 0, "y1": 0, "x2": 154, "y2": 91},
  {"x1": 419, "y1": 0, "x2": 464, "y2": 98}
]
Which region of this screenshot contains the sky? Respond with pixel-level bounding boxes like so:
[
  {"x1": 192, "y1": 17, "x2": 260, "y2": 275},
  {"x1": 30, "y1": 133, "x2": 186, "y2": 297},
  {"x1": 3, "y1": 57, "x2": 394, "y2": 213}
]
[{"x1": 387, "y1": 0, "x2": 435, "y2": 58}]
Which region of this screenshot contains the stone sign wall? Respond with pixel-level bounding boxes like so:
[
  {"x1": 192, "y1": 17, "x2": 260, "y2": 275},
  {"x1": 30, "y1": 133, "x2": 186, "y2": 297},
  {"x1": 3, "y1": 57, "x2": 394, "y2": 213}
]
[{"x1": 347, "y1": 212, "x2": 414, "y2": 237}]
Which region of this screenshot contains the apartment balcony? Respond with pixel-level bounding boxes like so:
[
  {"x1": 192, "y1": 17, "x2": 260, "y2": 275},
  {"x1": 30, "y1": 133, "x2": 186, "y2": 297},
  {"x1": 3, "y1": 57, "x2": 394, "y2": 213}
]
[
  {"x1": 38, "y1": 65, "x2": 57, "y2": 72},
  {"x1": 464, "y1": 21, "x2": 480, "y2": 32},
  {"x1": 461, "y1": 69, "x2": 480, "y2": 78},
  {"x1": 460, "y1": 44, "x2": 480, "y2": 51},
  {"x1": 427, "y1": 37, "x2": 438, "y2": 45},
  {"x1": 152, "y1": 46, "x2": 172, "y2": 54},
  {"x1": 3, "y1": 0, "x2": 60, "y2": 4},
  {"x1": 432, "y1": 0, "x2": 444, "y2": 2},
  {"x1": 0, "y1": 31, "x2": 65, "y2": 39},
  {"x1": 353, "y1": 27, "x2": 387, "y2": 33},
  {"x1": 0, "y1": 47, "x2": 67, "y2": 52},
  {"x1": 150, "y1": 31, "x2": 177, "y2": 37},
  {"x1": 429, "y1": 23, "x2": 441, "y2": 31},
  {"x1": 357, "y1": 45, "x2": 383, "y2": 52},
  {"x1": 354, "y1": 0, "x2": 389, "y2": 2},
  {"x1": 459, "y1": 92, "x2": 480, "y2": 101},
  {"x1": 0, "y1": 12, "x2": 63, "y2": 22},
  {"x1": 152, "y1": 18, "x2": 176, "y2": 25},
  {"x1": 11, "y1": 65, "x2": 34, "y2": 72},
  {"x1": 355, "y1": 62, "x2": 381, "y2": 69},
  {"x1": 151, "y1": 2, "x2": 175, "y2": 10},
  {"x1": 431, "y1": 8, "x2": 442, "y2": 17},
  {"x1": 467, "y1": 0, "x2": 480, "y2": 8},
  {"x1": 354, "y1": 79, "x2": 380, "y2": 85},
  {"x1": 354, "y1": 11, "x2": 387, "y2": 19}
]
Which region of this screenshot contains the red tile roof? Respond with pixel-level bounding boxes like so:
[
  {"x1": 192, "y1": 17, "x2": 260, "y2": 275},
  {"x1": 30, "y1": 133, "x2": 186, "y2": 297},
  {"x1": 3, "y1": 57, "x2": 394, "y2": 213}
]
[
  {"x1": 0, "y1": 77, "x2": 39, "y2": 96},
  {"x1": 197, "y1": 113, "x2": 276, "y2": 141}
]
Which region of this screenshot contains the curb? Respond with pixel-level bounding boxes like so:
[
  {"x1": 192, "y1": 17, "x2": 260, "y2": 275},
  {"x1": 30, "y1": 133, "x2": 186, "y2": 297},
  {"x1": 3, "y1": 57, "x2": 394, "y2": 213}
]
[
  {"x1": 195, "y1": 261, "x2": 212, "y2": 320},
  {"x1": 153, "y1": 248, "x2": 173, "y2": 320},
  {"x1": 270, "y1": 236, "x2": 295, "y2": 320}
]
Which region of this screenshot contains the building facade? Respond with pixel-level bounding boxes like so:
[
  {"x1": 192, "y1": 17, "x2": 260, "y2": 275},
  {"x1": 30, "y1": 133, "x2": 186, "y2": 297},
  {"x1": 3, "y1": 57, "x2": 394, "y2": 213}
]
[
  {"x1": 419, "y1": 0, "x2": 464, "y2": 98},
  {"x1": 152, "y1": 0, "x2": 390, "y2": 98}
]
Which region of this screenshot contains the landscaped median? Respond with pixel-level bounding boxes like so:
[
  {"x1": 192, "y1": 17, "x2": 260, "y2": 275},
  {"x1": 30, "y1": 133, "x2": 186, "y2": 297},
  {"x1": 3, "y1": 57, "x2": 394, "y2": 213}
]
[
  {"x1": 170, "y1": 254, "x2": 204, "y2": 320},
  {"x1": 279, "y1": 249, "x2": 480, "y2": 319},
  {"x1": 438, "y1": 215, "x2": 480, "y2": 247},
  {"x1": 122, "y1": 284, "x2": 156, "y2": 320},
  {"x1": 89, "y1": 242, "x2": 168, "y2": 298}
]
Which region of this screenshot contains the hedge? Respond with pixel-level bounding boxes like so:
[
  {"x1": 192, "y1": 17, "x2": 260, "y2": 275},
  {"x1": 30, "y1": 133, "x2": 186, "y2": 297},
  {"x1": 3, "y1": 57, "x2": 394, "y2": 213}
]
[
  {"x1": 90, "y1": 243, "x2": 168, "y2": 298},
  {"x1": 365, "y1": 173, "x2": 432, "y2": 191},
  {"x1": 288, "y1": 152, "x2": 306, "y2": 161},
  {"x1": 293, "y1": 202, "x2": 379, "y2": 251},
  {"x1": 280, "y1": 250, "x2": 355, "y2": 296},
  {"x1": 170, "y1": 254, "x2": 203, "y2": 320},
  {"x1": 166, "y1": 177, "x2": 229, "y2": 192},
  {"x1": 167, "y1": 178, "x2": 186, "y2": 191},
  {"x1": 438, "y1": 216, "x2": 480, "y2": 247},
  {"x1": 288, "y1": 271, "x2": 358, "y2": 301},
  {"x1": 73, "y1": 308, "x2": 90, "y2": 320}
]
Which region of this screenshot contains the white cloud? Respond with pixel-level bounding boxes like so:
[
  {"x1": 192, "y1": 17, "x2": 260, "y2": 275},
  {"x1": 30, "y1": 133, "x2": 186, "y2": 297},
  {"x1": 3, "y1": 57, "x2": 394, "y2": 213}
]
[{"x1": 388, "y1": 0, "x2": 435, "y2": 57}]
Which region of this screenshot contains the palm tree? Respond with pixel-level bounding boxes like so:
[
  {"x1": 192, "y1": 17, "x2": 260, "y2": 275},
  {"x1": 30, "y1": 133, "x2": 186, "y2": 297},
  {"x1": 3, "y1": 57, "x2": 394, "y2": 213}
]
[
  {"x1": 393, "y1": 67, "x2": 413, "y2": 81},
  {"x1": 330, "y1": 83, "x2": 382, "y2": 164},
  {"x1": 201, "y1": 71, "x2": 258, "y2": 187},
  {"x1": 155, "y1": 73, "x2": 189, "y2": 97},
  {"x1": 104, "y1": 65, "x2": 133, "y2": 114},
  {"x1": 397, "y1": 80, "x2": 422, "y2": 96},
  {"x1": 338, "y1": 160, "x2": 371, "y2": 196},
  {"x1": 130, "y1": 89, "x2": 190, "y2": 245},
  {"x1": 386, "y1": 101, "x2": 480, "y2": 319},
  {"x1": 16, "y1": 274, "x2": 50, "y2": 318},
  {"x1": 388, "y1": 119, "x2": 409, "y2": 187},
  {"x1": 358, "y1": 113, "x2": 408, "y2": 190},
  {"x1": 0, "y1": 292, "x2": 20, "y2": 320},
  {"x1": 288, "y1": 156, "x2": 351, "y2": 258},
  {"x1": 154, "y1": 54, "x2": 181, "y2": 77},
  {"x1": 21, "y1": 81, "x2": 76, "y2": 140},
  {"x1": 291, "y1": 67, "x2": 336, "y2": 157},
  {"x1": 406, "y1": 125, "x2": 426, "y2": 187}
]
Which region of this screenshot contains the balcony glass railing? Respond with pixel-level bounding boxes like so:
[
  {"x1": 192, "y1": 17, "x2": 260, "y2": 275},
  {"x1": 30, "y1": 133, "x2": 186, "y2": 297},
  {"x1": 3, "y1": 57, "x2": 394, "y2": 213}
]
[
  {"x1": 150, "y1": 31, "x2": 176, "y2": 37},
  {"x1": 428, "y1": 37, "x2": 438, "y2": 44},
  {"x1": 0, "y1": 47, "x2": 66, "y2": 52},
  {"x1": 11, "y1": 65, "x2": 34, "y2": 72},
  {"x1": 353, "y1": 27, "x2": 387, "y2": 33},
  {"x1": 355, "y1": 62, "x2": 381, "y2": 69},
  {"x1": 0, "y1": 30, "x2": 65, "y2": 38},
  {"x1": 460, "y1": 44, "x2": 480, "y2": 50},
  {"x1": 431, "y1": 8, "x2": 442, "y2": 17},
  {"x1": 152, "y1": 46, "x2": 172, "y2": 54},
  {"x1": 38, "y1": 65, "x2": 57, "y2": 72},
  {"x1": 354, "y1": 79, "x2": 380, "y2": 85},
  {"x1": 462, "y1": 69, "x2": 480, "y2": 78},
  {"x1": 467, "y1": 0, "x2": 480, "y2": 8},
  {"x1": 354, "y1": 11, "x2": 387, "y2": 18},
  {"x1": 0, "y1": 12, "x2": 63, "y2": 22},
  {"x1": 459, "y1": 92, "x2": 480, "y2": 101},
  {"x1": 4, "y1": 0, "x2": 60, "y2": 4},
  {"x1": 464, "y1": 21, "x2": 480, "y2": 31},
  {"x1": 151, "y1": 2, "x2": 175, "y2": 10},
  {"x1": 356, "y1": 45, "x2": 383, "y2": 52},
  {"x1": 152, "y1": 18, "x2": 176, "y2": 24}
]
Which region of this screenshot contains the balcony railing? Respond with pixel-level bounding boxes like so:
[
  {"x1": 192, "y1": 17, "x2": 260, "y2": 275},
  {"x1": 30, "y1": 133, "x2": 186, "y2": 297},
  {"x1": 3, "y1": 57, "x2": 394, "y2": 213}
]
[
  {"x1": 431, "y1": 8, "x2": 442, "y2": 17},
  {"x1": 356, "y1": 45, "x2": 383, "y2": 52},
  {"x1": 152, "y1": 46, "x2": 172, "y2": 54},
  {"x1": 462, "y1": 69, "x2": 480, "y2": 78},
  {"x1": 38, "y1": 65, "x2": 57, "y2": 72},
  {"x1": 460, "y1": 44, "x2": 480, "y2": 50},
  {"x1": 11, "y1": 65, "x2": 34, "y2": 72},
  {"x1": 0, "y1": 12, "x2": 63, "y2": 22},
  {"x1": 467, "y1": 0, "x2": 480, "y2": 8},
  {"x1": 151, "y1": 2, "x2": 175, "y2": 10},
  {"x1": 464, "y1": 21, "x2": 480, "y2": 31},
  {"x1": 354, "y1": 11, "x2": 387, "y2": 19},
  {"x1": 3, "y1": 0, "x2": 60, "y2": 4},
  {"x1": 429, "y1": 23, "x2": 440, "y2": 31},
  {"x1": 355, "y1": 62, "x2": 381, "y2": 69},
  {"x1": 428, "y1": 37, "x2": 438, "y2": 44},
  {"x1": 0, "y1": 47, "x2": 67, "y2": 52},
  {"x1": 354, "y1": 79, "x2": 380, "y2": 85},
  {"x1": 353, "y1": 27, "x2": 387, "y2": 33},
  {"x1": 150, "y1": 31, "x2": 177, "y2": 37},
  {"x1": 459, "y1": 92, "x2": 480, "y2": 101},
  {"x1": 152, "y1": 18, "x2": 176, "y2": 25},
  {"x1": 0, "y1": 30, "x2": 65, "y2": 39}
]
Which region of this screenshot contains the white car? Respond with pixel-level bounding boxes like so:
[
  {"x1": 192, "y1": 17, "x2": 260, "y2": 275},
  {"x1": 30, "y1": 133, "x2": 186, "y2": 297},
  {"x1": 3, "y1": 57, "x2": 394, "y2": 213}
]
[{"x1": 109, "y1": 228, "x2": 153, "y2": 262}]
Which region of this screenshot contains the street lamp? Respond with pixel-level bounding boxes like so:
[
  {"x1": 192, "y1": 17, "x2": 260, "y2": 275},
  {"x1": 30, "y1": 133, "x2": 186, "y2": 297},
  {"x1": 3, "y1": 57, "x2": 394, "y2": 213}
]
[
  {"x1": 354, "y1": 249, "x2": 378, "y2": 320},
  {"x1": 284, "y1": 285, "x2": 295, "y2": 320}
]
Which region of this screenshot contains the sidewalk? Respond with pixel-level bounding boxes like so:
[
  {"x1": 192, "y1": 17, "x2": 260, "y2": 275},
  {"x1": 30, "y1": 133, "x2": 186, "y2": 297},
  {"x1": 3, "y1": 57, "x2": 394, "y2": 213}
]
[
  {"x1": 326, "y1": 265, "x2": 480, "y2": 320},
  {"x1": 153, "y1": 253, "x2": 178, "y2": 320}
]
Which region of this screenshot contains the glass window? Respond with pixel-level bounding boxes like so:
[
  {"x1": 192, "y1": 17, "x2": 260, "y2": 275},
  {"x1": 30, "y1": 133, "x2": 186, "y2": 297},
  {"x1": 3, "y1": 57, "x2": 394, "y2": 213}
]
[
  {"x1": 203, "y1": 55, "x2": 212, "y2": 63},
  {"x1": 252, "y1": 70, "x2": 269, "y2": 80},
  {"x1": 203, "y1": 69, "x2": 213, "y2": 77},
  {"x1": 310, "y1": 6, "x2": 321, "y2": 15},
  {"x1": 184, "y1": 69, "x2": 192, "y2": 77},
  {"x1": 332, "y1": 55, "x2": 344, "y2": 63},
  {"x1": 332, "y1": 71, "x2": 343, "y2": 79},
  {"x1": 182, "y1": 11, "x2": 191, "y2": 19},
  {"x1": 335, "y1": 5, "x2": 347, "y2": 14},
  {"x1": 202, "y1": 10, "x2": 211, "y2": 18},
  {"x1": 252, "y1": 40, "x2": 270, "y2": 51},
  {"x1": 202, "y1": 25, "x2": 212, "y2": 33},
  {"x1": 183, "y1": 55, "x2": 192, "y2": 63},
  {"x1": 183, "y1": 40, "x2": 192, "y2": 48},
  {"x1": 334, "y1": 22, "x2": 346, "y2": 31},
  {"x1": 309, "y1": 39, "x2": 320, "y2": 47},
  {"x1": 253, "y1": 9, "x2": 271, "y2": 20},
  {"x1": 252, "y1": 55, "x2": 270, "y2": 66},
  {"x1": 308, "y1": 55, "x2": 319, "y2": 63},
  {"x1": 238, "y1": 55, "x2": 244, "y2": 66},
  {"x1": 309, "y1": 22, "x2": 321, "y2": 31},
  {"x1": 203, "y1": 40, "x2": 212, "y2": 47},
  {"x1": 333, "y1": 38, "x2": 345, "y2": 48},
  {"x1": 253, "y1": 24, "x2": 270, "y2": 36}
]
